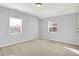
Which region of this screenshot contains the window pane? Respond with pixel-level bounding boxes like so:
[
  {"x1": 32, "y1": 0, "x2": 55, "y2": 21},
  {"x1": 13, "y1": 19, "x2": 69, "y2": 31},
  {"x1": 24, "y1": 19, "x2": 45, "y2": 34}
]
[
  {"x1": 48, "y1": 20, "x2": 57, "y2": 32},
  {"x1": 9, "y1": 17, "x2": 22, "y2": 34}
]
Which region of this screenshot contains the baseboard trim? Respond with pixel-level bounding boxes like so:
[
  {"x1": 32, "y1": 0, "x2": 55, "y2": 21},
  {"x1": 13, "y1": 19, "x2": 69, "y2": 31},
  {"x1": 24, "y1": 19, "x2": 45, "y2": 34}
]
[
  {"x1": 40, "y1": 37, "x2": 79, "y2": 46},
  {"x1": 0, "y1": 36, "x2": 78, "y2": 48},
  {"x1": 0, "y1": 36, "x2": 38, "y2": 48}
]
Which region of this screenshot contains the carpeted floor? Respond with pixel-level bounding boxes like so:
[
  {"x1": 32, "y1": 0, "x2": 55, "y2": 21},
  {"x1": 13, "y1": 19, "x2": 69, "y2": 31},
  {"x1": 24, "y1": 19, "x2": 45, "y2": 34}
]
[{"x1": 0, "y1": 39, "x2": 79, "y2": 56}]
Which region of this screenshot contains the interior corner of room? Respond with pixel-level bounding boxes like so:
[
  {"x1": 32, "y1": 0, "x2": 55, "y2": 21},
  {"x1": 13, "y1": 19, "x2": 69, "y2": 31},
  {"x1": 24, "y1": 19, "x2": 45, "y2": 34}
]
[{"x1": 0, "y1": 3, "x2": 79, "y2": 56}]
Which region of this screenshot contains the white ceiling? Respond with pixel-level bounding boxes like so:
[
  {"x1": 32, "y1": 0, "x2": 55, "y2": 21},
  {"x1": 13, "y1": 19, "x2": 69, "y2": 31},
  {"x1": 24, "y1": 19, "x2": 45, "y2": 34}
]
[{"x1": 0, "y1": 3, "x2": 79, "y2": 19}]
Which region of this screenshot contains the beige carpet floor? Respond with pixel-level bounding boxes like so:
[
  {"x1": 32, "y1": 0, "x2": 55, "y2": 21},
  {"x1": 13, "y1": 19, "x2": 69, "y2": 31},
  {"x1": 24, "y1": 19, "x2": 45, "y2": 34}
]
[{"x1": 0, "y1": 39, "x2": 79, "y2": 56}]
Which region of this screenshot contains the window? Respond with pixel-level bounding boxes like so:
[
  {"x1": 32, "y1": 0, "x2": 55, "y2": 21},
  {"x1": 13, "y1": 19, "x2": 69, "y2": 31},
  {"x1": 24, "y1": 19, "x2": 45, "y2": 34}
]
[
  {"x1": 48, "y1": 20, "x2": 57, "y2": 32},
  {"x1": 9, "y1": 17, "x2": 22, "y2": 34}
]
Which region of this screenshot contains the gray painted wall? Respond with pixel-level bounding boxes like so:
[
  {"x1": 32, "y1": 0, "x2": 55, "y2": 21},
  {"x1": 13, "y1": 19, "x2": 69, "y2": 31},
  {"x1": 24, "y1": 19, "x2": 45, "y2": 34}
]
[
  {"x1": 0, "y1": 5, "x2": 78, "y2": 47},
  {"x1": 0, "y1": 6, "x2": 39, "y2": 47},
  {"x1": 40, "y1": 13, "x2": 78, "y2": 44}
]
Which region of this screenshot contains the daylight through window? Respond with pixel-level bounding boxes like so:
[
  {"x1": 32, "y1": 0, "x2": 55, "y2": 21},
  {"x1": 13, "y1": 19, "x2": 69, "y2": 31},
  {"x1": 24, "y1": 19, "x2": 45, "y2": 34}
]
[{"x1": 9, "y1": 17, "x2": 22, "y2": 34}]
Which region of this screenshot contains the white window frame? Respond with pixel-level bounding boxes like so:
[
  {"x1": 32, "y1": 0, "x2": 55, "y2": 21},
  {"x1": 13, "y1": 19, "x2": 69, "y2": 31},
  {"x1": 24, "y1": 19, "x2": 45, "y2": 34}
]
[
  {"x1": 9, "y1": 17, "x2": 22, "y2": 35},
  {"x1": 48, "y1": 20, "x2": 57, "y2": 32}
]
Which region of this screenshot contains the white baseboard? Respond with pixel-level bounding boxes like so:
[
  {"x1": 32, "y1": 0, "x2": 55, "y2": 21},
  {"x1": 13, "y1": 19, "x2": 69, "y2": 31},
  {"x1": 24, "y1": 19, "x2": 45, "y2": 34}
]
[
  {"x1": 0, "y1": 36, "x2": 38, "y2": 48},
  {"x1": 0, "y1": 36, "x2": 78, "y2": 48},
  {"x1": 41, "y1": 36, "x2": 79, "y2": 46}
]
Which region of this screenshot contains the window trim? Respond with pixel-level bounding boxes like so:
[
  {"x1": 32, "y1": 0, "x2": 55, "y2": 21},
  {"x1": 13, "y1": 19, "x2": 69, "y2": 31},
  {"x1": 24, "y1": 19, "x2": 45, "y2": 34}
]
[{"x1": 9, "y1": 17, "x2": 22, "y2": 35}]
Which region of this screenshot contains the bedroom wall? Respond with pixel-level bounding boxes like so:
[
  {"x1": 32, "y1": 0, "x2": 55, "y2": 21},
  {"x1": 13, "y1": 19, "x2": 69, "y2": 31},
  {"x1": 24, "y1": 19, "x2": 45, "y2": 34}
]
[
  {"x1": 39, "y1": 13, "x2": 78, "y2": 45},
  {"x1": 0, "y1": 6, "x2": 39, "y2": 47},
  {"x1": 0, "y1": 5, "x2": 78, "y2": 47}
]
